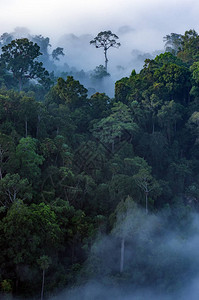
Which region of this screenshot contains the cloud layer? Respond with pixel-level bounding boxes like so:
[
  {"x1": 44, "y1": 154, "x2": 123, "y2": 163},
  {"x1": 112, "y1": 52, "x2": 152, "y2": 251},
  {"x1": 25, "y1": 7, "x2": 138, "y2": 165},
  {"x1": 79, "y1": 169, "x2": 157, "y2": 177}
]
[{"x1": 1, "y1": 0, "x2": 199, "y2": 47}]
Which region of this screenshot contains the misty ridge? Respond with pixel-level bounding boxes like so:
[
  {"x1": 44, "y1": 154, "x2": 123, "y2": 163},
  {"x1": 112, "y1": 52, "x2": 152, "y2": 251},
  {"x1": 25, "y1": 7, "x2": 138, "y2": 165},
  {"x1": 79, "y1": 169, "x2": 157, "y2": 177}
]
[{"x1": 0, "y1": 26, "x2": 162, "y2": 97}]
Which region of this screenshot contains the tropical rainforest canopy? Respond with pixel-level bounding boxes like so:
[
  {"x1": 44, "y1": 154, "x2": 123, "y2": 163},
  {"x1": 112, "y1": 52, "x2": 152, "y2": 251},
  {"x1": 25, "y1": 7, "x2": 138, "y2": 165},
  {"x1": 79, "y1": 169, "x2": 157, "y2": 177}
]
[{"x1": 1, "y1": 29, "x2": 199, "y2": 299}]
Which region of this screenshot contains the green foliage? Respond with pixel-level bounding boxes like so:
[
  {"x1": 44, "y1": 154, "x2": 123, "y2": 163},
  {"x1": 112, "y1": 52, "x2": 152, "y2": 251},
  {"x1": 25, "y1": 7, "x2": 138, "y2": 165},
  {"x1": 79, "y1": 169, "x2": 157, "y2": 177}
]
[
  {"x1": 37, "y1": 255, "x2": 51, "y2": 270},
  {"x1": 0, "y1": 173, "x2": 32, "y2": 207},
  {"x1": 89, "y1": 92, "x2": 111, "y2": 120},
  {"x1": 1, "y1": 38, "x2": 50, "y2": 90},
  {"x1": 1, "y1": 28, "x2": 199, "y2": 298},
  {"x1": 154, "y1": 52, "x2": 184, "y2": 66},
  {"x1": 92, "y1": 102, "x2": 138, "y2": 153},
  {"x1": 0, "y1": 201, "x2": 61, "y2": 268},
  {"x1": 0, "y1": 133, "x2": 16, "y2": 178},
  {"x1": 1, "y1": 279, "x2": 12, "y2": 293},
  {"x1": 16, "y1": 137, "x2": 44, "y2": 182},
  {"x1": 90, "y1": 65, "x2": 110, "y2": 81},
  {"x1": 177, "y1": 29, "x2": 199, "y2": 64},
  {"x1": 115, "y1": 77, "x2": 131, "y2": 103},
  {"x1": 47, "y1": 76, "x2": 88, "y2": 118}
]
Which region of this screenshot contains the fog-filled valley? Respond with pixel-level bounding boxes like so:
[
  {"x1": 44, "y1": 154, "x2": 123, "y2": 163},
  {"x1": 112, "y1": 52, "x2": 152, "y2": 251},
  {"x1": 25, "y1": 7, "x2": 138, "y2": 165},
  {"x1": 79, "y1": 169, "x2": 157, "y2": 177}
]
[{"x1": 2, "y1": 2, "x2": 199, "y2": 299}]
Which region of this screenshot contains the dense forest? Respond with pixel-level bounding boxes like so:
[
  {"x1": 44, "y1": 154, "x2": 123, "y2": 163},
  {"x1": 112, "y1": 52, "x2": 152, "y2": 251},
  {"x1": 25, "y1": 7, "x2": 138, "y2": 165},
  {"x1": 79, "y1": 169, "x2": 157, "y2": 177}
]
[{"x1": 1, "y1": 29, "x2": 199, "y2": 299}]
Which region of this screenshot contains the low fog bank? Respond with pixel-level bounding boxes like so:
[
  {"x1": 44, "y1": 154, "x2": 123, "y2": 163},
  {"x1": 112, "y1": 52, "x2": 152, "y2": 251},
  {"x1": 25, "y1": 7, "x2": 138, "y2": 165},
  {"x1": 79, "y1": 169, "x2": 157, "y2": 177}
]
[
  {"x1": 50, "y1": 279, "x2": 199, "y2": 300},
  {"x1": 3, "y1": 280, "x2": 199, "y2": 300},
  {"x1": 50, "y1": 207, "x2": 199, "y2": 300},
  {"x1": 3, "y1": 207, "x2": 199, "y2": 299},
  {"x1": 50, "y1": 282, "x2": 171, "y2": 300}
]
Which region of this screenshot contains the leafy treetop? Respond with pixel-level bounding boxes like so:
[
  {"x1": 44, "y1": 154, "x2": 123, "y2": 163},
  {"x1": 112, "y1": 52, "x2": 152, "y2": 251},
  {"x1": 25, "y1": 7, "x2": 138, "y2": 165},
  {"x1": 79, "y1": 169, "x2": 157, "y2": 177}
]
[
  {"x1": 90, "y1": 30, "x2": 121, "y2": 71},
  {"x1": 1, "y1": 38, "x2": 50, "y2": 90}
]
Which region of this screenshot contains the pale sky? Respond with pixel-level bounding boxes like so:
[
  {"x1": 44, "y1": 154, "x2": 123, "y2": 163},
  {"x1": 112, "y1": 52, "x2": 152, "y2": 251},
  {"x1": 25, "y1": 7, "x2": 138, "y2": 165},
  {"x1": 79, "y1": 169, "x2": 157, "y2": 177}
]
[{"x1": 1, "y1": 0, "x2": 199, "y2": 46}]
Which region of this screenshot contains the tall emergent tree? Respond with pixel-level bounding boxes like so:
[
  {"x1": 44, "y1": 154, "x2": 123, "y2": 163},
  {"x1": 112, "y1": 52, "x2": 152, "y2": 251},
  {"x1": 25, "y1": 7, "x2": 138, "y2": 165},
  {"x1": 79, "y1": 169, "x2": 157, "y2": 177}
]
[
  {"x1": 37, "y1": 255, "x2": 51, "y2": 300},
  {"x1": 90, "y1": 30, "x2": 121, "y2": 72},
  {"x1": 1, "y1": 38, "x2": 50, "y2": 90}
]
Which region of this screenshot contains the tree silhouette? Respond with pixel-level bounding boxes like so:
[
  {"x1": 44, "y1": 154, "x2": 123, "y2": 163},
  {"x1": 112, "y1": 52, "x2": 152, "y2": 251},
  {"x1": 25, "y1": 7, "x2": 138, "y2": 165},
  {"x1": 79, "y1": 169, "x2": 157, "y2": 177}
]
[{"x1": 90, "y1": 30, "x2": 121, "y2": 72}]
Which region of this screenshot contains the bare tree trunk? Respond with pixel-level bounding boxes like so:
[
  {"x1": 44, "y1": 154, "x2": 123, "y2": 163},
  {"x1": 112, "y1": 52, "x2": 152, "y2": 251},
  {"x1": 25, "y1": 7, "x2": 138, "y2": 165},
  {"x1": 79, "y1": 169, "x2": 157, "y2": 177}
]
[
  {"x1": 16, "y1": 264, "x2": 19, "y2": 293},
  {"x1": 104, "y1": 48, "x2": 108, "y2": 72},
  {"x1": 41, "y1": 269, "x2": 45, "y2": 300},
  {"x1": 120, "y1": 237, "x2": 125, "y2": 273}
]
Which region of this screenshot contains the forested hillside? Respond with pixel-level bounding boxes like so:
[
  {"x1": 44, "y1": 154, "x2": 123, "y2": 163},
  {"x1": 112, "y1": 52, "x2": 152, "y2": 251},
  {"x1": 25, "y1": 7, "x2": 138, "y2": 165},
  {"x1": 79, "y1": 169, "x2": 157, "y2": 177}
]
[{"x1": 1, "y1": 29, "x2": 199, "y2": 299}]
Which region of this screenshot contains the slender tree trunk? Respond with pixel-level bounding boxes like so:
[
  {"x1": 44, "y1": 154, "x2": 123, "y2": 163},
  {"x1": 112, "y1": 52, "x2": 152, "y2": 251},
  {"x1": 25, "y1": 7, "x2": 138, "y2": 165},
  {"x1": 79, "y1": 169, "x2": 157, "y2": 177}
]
[
  {"x1": 120, "y1": 237, "x2": 125, "y2": 273},
  {"x1": 104, "y1": 48, "x2": 108, "y2": 72},
  {"x1": 41, "y1": 269, "x2": 45, "y2": 300},
  {"x1": 16, "y1": 264, "x2": 19, "y2": 293}
]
